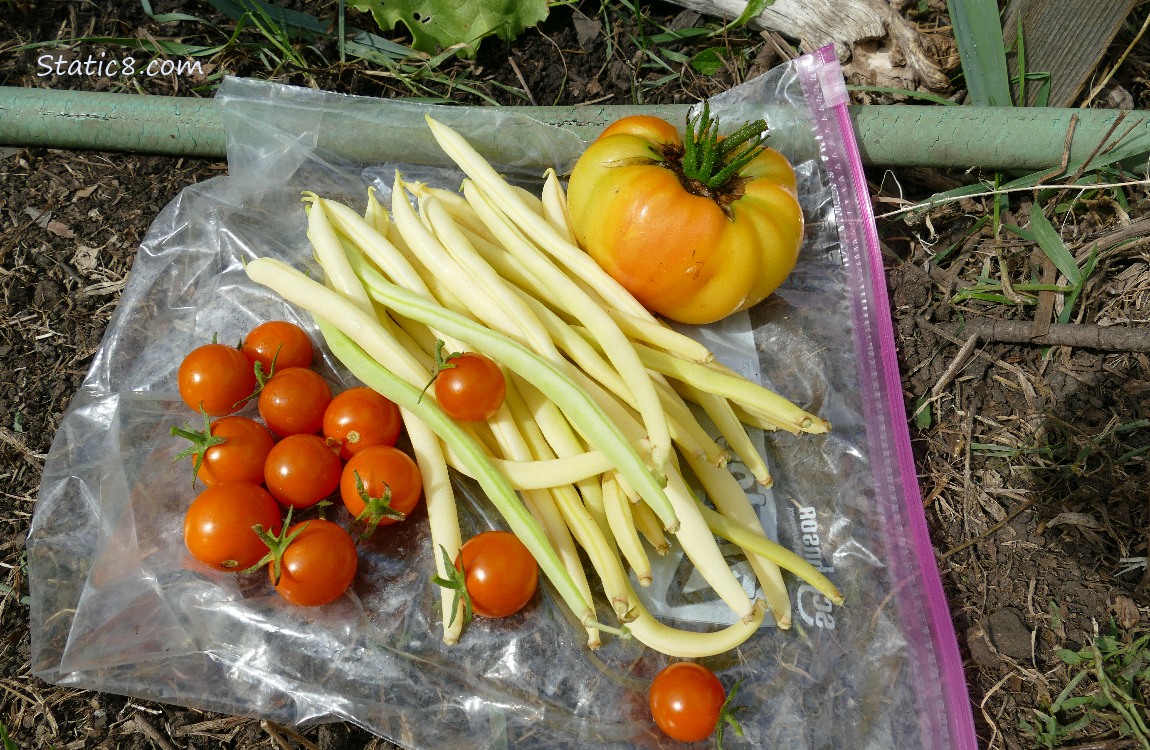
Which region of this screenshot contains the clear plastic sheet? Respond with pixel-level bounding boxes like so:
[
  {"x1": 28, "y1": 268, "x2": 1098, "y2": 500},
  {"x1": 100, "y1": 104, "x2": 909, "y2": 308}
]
[{"x1": 29, "y1": 49, "x2": 977, "y2": 748}]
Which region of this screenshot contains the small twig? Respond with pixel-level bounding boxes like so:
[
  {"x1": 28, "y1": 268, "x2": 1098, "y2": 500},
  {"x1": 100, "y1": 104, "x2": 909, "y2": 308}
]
[
  {"x1": 1089, "y1": 215, "x2": 1150, "y2": 255},
  {"x1": 132, "y1": 714, "x2": 180, "y2": 750},
  {"x1": 1066, "y1": 110, "x2": 1135, "y2": 185},
  {"x1": 958, "y1": 318, "x2": 1150, "y2": 353},
  {"x1": 260, "y1": 719, "x2": 320, "y2": 750},
  {"x1": 507, "y1": 54, "x2": 537, "y2": 106},
  {"x1": 941, "y1": 498, "x2": 1038, "y2": 560},
  {"x1": 1030, "y1": 253, "x2": 1058, "y2": 339},
  {"x1": 0, "y1": 426, "x2": 45, "y2": 463},
  {"x1": 0, "y1": 206, "x2": 51, "y2": 265},
  {"x1": 930, "y1": 333, "x2": 979, "y2": 398},
  {"x1": 760, "y1": 29, "x2": 800, "y2": 61}
]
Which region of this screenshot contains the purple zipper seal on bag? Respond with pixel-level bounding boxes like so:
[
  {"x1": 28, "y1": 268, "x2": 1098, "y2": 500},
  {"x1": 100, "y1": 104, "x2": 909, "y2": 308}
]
[{"x1": 798, "y1": 46, "x2": 979, "y2": 750}]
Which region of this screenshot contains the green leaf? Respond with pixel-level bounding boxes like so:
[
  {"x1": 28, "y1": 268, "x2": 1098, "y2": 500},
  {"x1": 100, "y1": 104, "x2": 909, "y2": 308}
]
[
  {"x1": 1055, "y1": 696, "x2": 1094, "y2": 712},
  {"x1": 913, "y1": 396, "x2": 932, "y2": 430},
  {"x1": 351, "y1": 0, "x2": 549, "y2": 56},
  {"x1": 1058, "y1": 648, "x2": 1085, "y2": 666},
  {"x1": 946, "y1": 0, "x2": 1012, "y2": 106},
  {"x1": 1057, "y1": 246, "x2": 1099, "y2": 325},
  {"x1": 690, "y1": 47, "x2": 726, "y2": 75},
  {"x1": 1028, "y1": 207, "x2": 1082, "y2": 285},
  {"x1": 729, "y1": 0, "x2": 772, "y2": 29}
]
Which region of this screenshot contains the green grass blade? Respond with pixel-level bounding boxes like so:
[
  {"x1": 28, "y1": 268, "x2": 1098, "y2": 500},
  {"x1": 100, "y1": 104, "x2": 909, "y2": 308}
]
[
  {"x1": 206, "y1": 0, "x2": 415, "y2": 62},
  {"x1": 729, "y1": 0, "x2": 772, "y2": 29},
  {"x1": 946, "y1": 0, "x2": 1013, "y2": 106},
  {"x1": 1028, "y1": 207, "x2": 1082, "y2": 285},
  {"x1": 847, "y1": 85, "x2": 959, "y2": 105},
  {"x1": 1057, "y1": 246, "x2": 1099, "y2": 324},
  {"x1": 140, "y1": 0, "x2": 208, "y2": 24},
  {"x1": 15, "y1": 36, "x2": 232, "y2": 57}
]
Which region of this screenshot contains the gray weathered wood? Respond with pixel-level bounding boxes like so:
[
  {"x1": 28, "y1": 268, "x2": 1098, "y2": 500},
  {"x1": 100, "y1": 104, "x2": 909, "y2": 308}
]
[{"x1": 1004, "y1": 0, "x2": 1137, "y2": 106}]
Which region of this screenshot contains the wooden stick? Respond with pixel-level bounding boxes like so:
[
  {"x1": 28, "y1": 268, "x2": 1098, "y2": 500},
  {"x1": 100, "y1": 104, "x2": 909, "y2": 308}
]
[{"x1": 958, "y1": 318, "x2": 1150, "y2": 352}]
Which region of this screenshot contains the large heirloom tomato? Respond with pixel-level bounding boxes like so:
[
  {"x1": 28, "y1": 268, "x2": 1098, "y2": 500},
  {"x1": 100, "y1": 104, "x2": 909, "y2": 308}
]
[{"x1": 566, "y1": 108, "x2": 804, "y2": 325}]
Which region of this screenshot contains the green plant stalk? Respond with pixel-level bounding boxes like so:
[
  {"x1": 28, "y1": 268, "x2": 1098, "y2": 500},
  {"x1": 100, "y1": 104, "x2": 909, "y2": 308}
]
[{"x1": 1092, "y1": 642, "x2": 1150, "y2": 748}]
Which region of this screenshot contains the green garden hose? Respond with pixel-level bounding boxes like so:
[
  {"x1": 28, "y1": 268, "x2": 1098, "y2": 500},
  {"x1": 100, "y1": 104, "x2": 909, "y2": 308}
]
[{"x1": 2, "y1": 85, "x2": 1148, "y2": 172}]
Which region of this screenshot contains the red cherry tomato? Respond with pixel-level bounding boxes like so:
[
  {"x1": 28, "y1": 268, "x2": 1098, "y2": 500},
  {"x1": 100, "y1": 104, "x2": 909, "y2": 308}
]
[
  {"x1": 257, "y1": 366, "x2": 333, "y2": 436},
  {"x1": 457, "y1": 530, "x2": 538, "y2": 618},
  {"x1": 242, "y1": 320, "x2": 314, "y2": 373},
  {"x1": 263, "y1": 433, "x2": 342, "y2": 509},
  {"x1": 435, "y1": 351, "x2": 506, "y2": 422},
  {"x1": 191, "y1": 415, "x2": 275, "y2": 486},
  {"x1": 323, "y1": 386, "x2": 403, "y2": 460},
  {"x1": 272, "y1": 518, "x2": 358, "y2": 606},
  {"x1": 339, "y1": 445, "x2": 423, "y2": 534},
  {"x1": 178, "y1": 342, "x2": 257, "y2": 416},
  {"x1": 648, "y1": 662, "x2": 727, "y2": 743},
  {"x1": 183, "y1": 482, "x2": 282, "y2": 571}
]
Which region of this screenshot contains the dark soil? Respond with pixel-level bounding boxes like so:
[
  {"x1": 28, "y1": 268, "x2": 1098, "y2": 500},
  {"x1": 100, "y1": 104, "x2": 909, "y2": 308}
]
[{"x1": 2, "y1": 2, "x2": 1149, "y2": 749}]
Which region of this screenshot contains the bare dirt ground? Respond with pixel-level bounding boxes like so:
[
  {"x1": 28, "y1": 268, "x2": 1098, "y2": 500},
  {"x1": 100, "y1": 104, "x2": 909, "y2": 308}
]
[{"x1": 2, "y1": 1, "x2": 1149, "y2": 748}]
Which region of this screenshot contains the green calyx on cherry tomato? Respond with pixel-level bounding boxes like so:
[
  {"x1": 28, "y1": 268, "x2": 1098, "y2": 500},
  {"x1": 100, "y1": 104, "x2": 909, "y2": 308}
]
[
  {"x1": 177, "y1": 341, "x2": 258, "y2": 416},
  {"x1": 257, "y1": 366, "x2": 333, "y2": 436},
  {"x1": 246, "y1": 507, "x2": 358, "y2": 607},
  {"x1": 323, "y1": 386, "x2": 403, "y2": 460},
  {"x1": 434, "y1": 530, "x2": 538, "y2": 621},
  {"x1": 422, "y1": 340, "x2": 506, "y2": 423},
  {"x1": 171, "y1": 410, "x2": 274, "y2": 487},
  {"x1": 184, "y1": 481, "x2": 282, "y2": 571},
  {"x1": 339, "y1": 445, "x2": 423, "y2": 538},
  {"x1": 263, "y1": 433, "x2": 342, "y2": 509},
  {"x1": 648, "y1": 662, "x2": 744, "y2": 746},
  {"x1": 566, "y1": 105, "x2": 804, "y2": 325},
  {"x1": 242, "y1": 319, "x2": 314, "y2": 375}
]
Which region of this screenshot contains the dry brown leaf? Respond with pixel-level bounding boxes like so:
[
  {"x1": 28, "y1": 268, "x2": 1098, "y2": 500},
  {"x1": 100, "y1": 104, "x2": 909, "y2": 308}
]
[
  {"x1": 72, "y1": 185, "x2": 99, "y2": 202},
  {"x1": 46, "y1": 220, "x2": 75, "y2": 239},
  {"x1": 1111, "y1": 595, "x2": 1141, "y2": 630}
]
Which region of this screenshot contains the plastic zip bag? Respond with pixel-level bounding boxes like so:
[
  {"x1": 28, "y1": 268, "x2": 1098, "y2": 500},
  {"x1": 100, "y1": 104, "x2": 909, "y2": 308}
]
[{"x1": 29, "y1": 47, "x2": 977, "y2": 749}]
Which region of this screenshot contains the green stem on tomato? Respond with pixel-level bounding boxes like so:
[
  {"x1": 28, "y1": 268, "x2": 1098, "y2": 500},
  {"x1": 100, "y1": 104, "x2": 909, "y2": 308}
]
[
  {"x1": 677, "y1": 102, "x2": 771, "y2": 192},
  {"x1": 715, "y1": 679, "x2": 746, "y2": 750},
  {"x1": 429, "y1": 544, "x2": 473, "y2": 629},
  {"x1": 169, "y1": 406, "x2": 225, "y2": 486},
  {"x1": 243, "y1": 505, "x2": 308, "y2": 585},
  {"x1": 350, "y1": 470, "x2": 406, "y2": 539}
]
